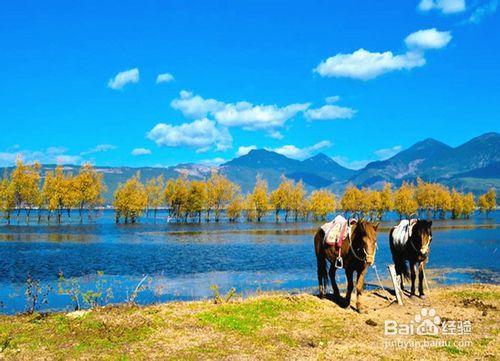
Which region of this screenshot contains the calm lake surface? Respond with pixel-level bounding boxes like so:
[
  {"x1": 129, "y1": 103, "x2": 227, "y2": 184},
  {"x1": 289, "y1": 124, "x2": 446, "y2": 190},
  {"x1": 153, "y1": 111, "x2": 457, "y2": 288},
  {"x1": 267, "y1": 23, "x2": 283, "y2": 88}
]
[{"x1": 0, "y1": 210, "x2": 498, "y2": 314}]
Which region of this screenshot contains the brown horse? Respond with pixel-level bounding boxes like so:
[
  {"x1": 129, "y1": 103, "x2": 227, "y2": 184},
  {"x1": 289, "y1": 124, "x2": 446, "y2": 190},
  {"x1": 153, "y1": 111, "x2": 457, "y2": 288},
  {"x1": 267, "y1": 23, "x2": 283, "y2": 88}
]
[
  {"x1": 314, "y1": 219, "x2": 379, "y2": 313},
  {"x1": 389, "y1": 220, "x2": 432, "y2": 298}
]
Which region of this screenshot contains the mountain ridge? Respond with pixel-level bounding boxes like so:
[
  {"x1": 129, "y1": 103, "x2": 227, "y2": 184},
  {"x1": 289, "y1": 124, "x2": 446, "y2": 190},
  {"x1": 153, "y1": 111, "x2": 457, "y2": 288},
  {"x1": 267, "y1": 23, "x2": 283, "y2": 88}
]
[{"x1": 0, "y1": 132, "x2": 498, "y2": 200}]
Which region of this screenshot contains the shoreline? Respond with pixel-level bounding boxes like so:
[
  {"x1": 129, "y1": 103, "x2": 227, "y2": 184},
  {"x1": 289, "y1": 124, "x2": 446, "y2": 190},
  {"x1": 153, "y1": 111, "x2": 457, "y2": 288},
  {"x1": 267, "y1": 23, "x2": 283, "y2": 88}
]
[{"x1": 0, "y1": 283, "x2": 498, "y2": 359}]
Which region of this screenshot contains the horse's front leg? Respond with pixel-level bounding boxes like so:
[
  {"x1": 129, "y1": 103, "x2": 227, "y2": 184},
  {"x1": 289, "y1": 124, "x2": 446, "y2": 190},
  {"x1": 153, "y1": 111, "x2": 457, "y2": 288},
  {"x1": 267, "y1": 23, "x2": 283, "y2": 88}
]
[
  {"x1": 409, "y1": 261, "x2": 418, "y2": 297},
  {"x1": 355, "y1": 266, "x2": 368, "y2": 313},
  {"x1": 344, "y1": 269, "x2": 354, "y2": 308},
  {"x1": 418, "y1": 260, "x2": 427, "y2": 298},
  {"x1": 329, "y1": 263, "x2": 340, "y2": 299}
]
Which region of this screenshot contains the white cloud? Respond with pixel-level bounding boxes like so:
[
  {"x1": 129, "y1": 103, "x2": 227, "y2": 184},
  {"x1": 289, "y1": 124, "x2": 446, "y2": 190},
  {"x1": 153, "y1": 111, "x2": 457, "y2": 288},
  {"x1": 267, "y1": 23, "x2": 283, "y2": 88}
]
[
  {"x1": 171, "y1": 90, "x2": 225, "y2": 119},
  {"x1": 325, "y1": 95, "x2": 340, "y2": 104},
  {"x1": 373, "y1": 145, "x2": 402, "y2": 160},
  {"x1": 131, "y1": 148, "x2": 152, "y2": 156},
  {"x1": 314, "y1": 49, "x2": 426, "y2": 80},
  {"x1": 405, "y1": 28, "x2": 452, "y2": 49},
  {"x1": 147, "y1": 118, "x2": 232, "y2": 153},
  {"x1": 315, "y1": 27, "x2": 453, "y2": 80},
  {"x1": 156, "y1": 73, "x2": 175, "y2": 83},
  {"x1": 81, "y1": 144, "x2": 116, "y2": 155},
  {"x1": 0, "y1": 146, "x2": 83, "y2": 166},
  {"x1": 171, "y1": 91, "x2": 309, "y2": 136},
  {"x1": 236, "y1": 145, "x2": 257, "y2": 157},
  {"x1": 269, "y1": 140, "x2": 332, "y2": 160},
  {"x1": 418, "y1": 0, "x2": 466, "y2": 14},
  {"x1": 469, "y1": 0, "x2": 498, "y2": 24},
  {"x1": 304, "y1": 104, "x2": 357, "y2": 121},
  {"x1": 214, "y1": 102, "x2": 310, "y2": 131},
  {"x1": 107, "y1": 68, "x2": 139, "y2": 90}
]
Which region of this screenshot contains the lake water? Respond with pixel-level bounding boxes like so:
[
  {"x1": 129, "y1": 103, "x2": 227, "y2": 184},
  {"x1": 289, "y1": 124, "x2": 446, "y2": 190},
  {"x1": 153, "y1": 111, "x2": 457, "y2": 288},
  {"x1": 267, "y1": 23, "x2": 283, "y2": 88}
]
[{"x1": 0, "y1": 210, "x2": 498, "y2": 314}]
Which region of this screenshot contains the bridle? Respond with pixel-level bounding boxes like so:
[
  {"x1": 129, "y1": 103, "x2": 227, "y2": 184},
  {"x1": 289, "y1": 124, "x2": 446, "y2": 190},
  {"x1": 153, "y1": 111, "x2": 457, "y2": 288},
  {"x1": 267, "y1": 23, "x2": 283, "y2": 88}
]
[
  {"x1": 407, "y1": 223, "x2": 431, "y2": 256},
  {"x1": 347, "y1": 224, "x2": 376, "y2": 263}
]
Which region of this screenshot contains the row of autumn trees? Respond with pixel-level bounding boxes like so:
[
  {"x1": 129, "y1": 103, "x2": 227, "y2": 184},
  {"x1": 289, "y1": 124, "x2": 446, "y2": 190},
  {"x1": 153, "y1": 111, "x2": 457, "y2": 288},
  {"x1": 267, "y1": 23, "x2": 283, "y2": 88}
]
[
  {"x1": 0, "y1": 160, "x2": 496, "y2": 225},
  {"x1": 113, "y1": 171, "x2": 497, "y2": 224},
  {"x1": 0, "y1": 160, "x2": 105, "y2": 224}
]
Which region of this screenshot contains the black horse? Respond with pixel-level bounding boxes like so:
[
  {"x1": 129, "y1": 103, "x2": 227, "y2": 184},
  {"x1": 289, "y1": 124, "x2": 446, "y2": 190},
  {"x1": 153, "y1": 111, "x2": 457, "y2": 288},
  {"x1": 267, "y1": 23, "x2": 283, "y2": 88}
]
[{"x1": 389, "y1": 219, "x2": 433, "y2": 298}]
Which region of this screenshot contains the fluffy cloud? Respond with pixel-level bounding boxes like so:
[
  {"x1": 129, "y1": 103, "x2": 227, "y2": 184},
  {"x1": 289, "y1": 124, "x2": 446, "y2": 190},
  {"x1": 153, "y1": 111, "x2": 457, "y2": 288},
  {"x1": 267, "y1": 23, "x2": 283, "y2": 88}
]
[
  {"x1": 131, "y1": 148, "x2": 152, "y2": 156},
  {"x1": 214, "y1": 102, "x2": 310, "y2": 131},
  {"x1": 405, "y1": 28, "x2": 452, "y2": 49},
  {"x1": 315, "y1": 27, "x2": 453, "y2": 80},
  {"x1": 156, "y1": 73, "x2": 175, "y2": 83},
  {"x1": 171, "y1": 91, "x2": 309, "y2": 136},
  {"x1": 81, "y1": 144, "x2": 116, "y2": 155},
  {"x1": 171, "y1": 91, "x2": 225, "y2": 119},
  {"x1": 418, "y1": 0, "x2": 466, "y2": 14},
  {"x1": 373, "y1": 145, "x2": 402, "y2": 160},
  {"x1": 314, "y1": 49, "x2": 426, "y2": 80},
  {"x1": 269, "y1": 140, "x2": 332, "y2": 160},
  {"x1": 304, "y1": 104, "x2": 356, "y2": 121},
  {"x1": 147, "y1": 118, "x2": 232, "y2": 153},
  {"x1": 469, "y1": 0, "x2": 498, "y2": 24},
  {"x1": 0, "y1": 146, "x2": 82, "y2": 166},
  {"x1": 236, "y1": 145, "x2": 257, "y2": 156},
  {"x1": 108, "y1": 68, "x2": 139, "y2": 90}
]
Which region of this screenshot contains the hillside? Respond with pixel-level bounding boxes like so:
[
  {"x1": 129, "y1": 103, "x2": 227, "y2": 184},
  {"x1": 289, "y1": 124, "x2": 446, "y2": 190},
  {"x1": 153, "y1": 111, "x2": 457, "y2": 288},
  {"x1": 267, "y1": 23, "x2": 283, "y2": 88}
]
[{"x1": 0, "y1": 132, "x2": 498, "y2": 202}]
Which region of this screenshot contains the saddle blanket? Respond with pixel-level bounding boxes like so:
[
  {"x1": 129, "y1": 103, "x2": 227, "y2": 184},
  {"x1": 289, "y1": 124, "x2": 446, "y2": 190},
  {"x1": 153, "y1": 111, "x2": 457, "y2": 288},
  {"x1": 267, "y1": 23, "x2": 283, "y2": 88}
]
[
  {"x1": 321, "y1": 215, "x2": 349, "y2": 247},
  {"x1": 392, "y1": 219, "x2": 417, "y2": 246}
]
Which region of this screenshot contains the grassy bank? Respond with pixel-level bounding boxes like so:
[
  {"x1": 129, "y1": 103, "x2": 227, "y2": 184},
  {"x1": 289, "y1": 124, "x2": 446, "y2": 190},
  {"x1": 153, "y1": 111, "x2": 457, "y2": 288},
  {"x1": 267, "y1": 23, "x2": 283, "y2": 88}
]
[{"x1": 0, "y1": 284, "x2": 498, "y2": 360}]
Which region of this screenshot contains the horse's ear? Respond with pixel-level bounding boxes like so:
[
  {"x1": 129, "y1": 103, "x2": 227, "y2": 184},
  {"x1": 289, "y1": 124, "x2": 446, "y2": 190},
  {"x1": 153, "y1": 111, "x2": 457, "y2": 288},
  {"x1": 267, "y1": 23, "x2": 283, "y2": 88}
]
[
  {"x1": 373, "y1": 222, "x2": 380, "y2": 231},
  {"x1": 349, "y1": 218, "x2": 358, "y2": 226},
  {"x1": 427, "y1": 220, "x2": 433, "y2": 227}
]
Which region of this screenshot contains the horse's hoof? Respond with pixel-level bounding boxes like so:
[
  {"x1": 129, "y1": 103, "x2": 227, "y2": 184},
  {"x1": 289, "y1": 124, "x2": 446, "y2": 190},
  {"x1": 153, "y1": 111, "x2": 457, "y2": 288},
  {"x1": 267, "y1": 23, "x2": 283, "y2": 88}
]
[{"x1": 419, "y1": 294, "x2": 426, "y2": 299}]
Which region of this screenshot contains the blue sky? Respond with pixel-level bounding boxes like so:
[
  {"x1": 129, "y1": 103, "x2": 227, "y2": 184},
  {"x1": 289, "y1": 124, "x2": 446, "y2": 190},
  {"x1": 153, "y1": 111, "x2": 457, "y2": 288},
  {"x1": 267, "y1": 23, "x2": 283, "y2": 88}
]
[{"x1": 0, "y1": 0, "x2": 499, "y2": 168}]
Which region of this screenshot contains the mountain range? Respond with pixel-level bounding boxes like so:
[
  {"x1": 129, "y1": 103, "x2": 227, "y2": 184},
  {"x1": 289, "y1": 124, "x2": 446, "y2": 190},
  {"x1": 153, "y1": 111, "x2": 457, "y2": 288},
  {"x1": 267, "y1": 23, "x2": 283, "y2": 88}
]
[{"x1": 1, "y1": 132, "x2": 498, "y2": 202}]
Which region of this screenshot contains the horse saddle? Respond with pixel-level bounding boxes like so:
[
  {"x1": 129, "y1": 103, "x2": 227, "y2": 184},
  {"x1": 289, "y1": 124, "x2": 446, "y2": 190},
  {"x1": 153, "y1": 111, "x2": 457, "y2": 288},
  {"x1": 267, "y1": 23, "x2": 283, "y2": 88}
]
[
  {"x1": 321, "y1": 215, "x2": 349, "y2": 249},
  {"x1": 392, "y1": 218, "x2": 418, "y2": 246}
]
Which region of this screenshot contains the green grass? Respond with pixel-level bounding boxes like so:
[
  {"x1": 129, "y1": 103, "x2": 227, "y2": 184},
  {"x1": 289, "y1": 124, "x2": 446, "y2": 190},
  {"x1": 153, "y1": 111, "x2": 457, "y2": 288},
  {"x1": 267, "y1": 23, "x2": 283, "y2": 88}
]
[
  {"x1": 198, "y1": 298, "x2": 310, "y2": 335},
  {"x1": 449, "y1": 289, "x2": 499, "y2": 301},
  {"x1": 438, "y1": 344, "x2": 466, "y2": 356}
]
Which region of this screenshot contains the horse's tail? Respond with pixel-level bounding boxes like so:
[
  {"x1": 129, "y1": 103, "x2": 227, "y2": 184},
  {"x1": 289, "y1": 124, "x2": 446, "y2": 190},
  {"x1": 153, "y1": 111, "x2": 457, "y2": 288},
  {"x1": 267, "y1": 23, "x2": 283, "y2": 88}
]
[
  {"x1": 314, "y1": 229, "x2": 328, "y2": 296},
  {"x1": 389, "y1": 227, "x2": 410, "y2": 280}
]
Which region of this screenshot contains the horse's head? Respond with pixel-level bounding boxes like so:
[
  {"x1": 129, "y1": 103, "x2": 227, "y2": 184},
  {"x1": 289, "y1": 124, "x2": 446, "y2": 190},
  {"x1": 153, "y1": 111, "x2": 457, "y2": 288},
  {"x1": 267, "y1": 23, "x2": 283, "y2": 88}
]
[
  {"x1": 350, "y1": 219, "x2": 379, "y2": 265},
  {"x1": 414, "y1": 220, "x2": 433, "y2": 258}
]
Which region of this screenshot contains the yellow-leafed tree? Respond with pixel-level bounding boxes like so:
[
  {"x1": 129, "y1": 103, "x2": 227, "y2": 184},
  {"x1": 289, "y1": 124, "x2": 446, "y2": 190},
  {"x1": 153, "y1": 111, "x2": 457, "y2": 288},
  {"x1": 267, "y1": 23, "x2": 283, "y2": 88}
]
[
  {"x1": 309, "y1": 189, "x2": 335, "y2": 221},
  {"x1": 248, "y1": 176, "x2": 270, "y2": 222},
  {"x1": 394, "y1": 182, "x2": 418, "y2": 219},
  {"x1": 145, "y1": 175, "x2": 165, "y2": 220},
  {"x1": 206, "y1": 172, "x2": 238, "y2": 222},
  {"x1": 113, "y1": 172, "x2": 147, "y2": 224},
  {"x1": 340, "y1": 186, "x2": 363, "y2": 216},
  {"x1": 73, "y1": 163, "x2": 105, "y2": 222}
]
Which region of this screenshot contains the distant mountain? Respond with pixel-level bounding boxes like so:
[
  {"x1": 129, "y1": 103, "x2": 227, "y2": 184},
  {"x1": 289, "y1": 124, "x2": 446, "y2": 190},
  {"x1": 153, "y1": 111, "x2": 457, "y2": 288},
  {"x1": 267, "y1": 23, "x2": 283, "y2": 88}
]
[
  {"x1": 349, "y1": 133, "x2": 500, "y2": 190},
  {"x1": 220, "y1": 149, "x2": 354, "y2": 192},
  {"x1": 348, "y1": 138, "x2": 452, "y2": 187},
  {"x1": 1, "y1": 132, "x2": 498, "y2": 202}
]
